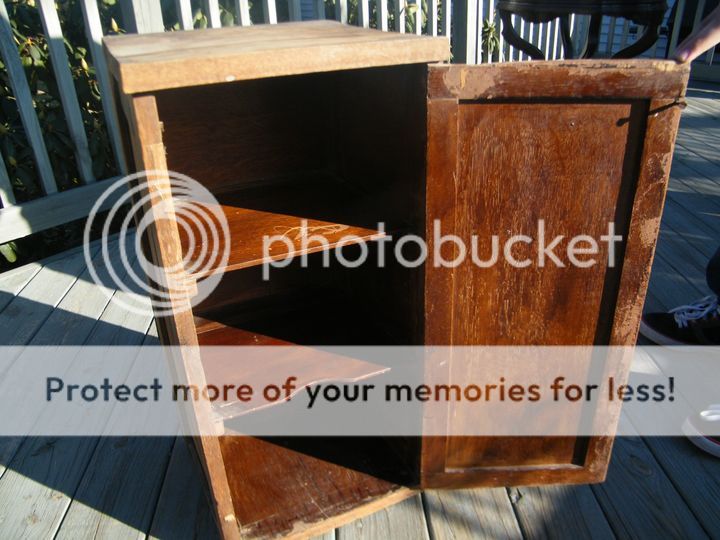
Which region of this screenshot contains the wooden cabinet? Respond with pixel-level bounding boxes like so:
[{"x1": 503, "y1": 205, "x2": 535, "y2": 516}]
[{"x1": 104, "y1": 21, "x2": 688, "y2": 540}]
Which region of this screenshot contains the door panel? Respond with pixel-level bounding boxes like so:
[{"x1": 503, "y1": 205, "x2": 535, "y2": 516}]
[{"x1": 422, "y1": 61, "x2": 689, "y2": 487}]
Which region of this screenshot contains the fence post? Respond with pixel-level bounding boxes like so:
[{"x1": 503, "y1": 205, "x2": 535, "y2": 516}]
[
  {"x1": 119, "y1": 0, "x2": 164, "y2": 33},
  {"x1": 453, "y1": 0, "x2": 477, "y2": 63}
]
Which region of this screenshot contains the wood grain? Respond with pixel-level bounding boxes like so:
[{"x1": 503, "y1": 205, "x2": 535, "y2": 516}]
[
  {"x1": 337, "y1": 494, "x2": 429, "y2": 540},
  {"x1": 428, "y1": 60, "x2": 690, "y2": 100},
  {"x1": 197, "y1": 320, "x2": 389, "y2": 420},
  {"x1": 125, "y1": 94, "x2": 240, "y2": 540},
  {"x1": 508, "y1": 485, "x2": 614, "y2": 540},
  {"x1": 219, "y1": 435, "x2": 414, "y2": 539},
  {"x1": 424, "y1": 488, "x2": 522, "y2": 539},
  {"x1": 104, "y1": 20, "x2": 449, "y2": 94},
  {"x1": 178, "y1": 178, "x2": 387, "y2": 278},
  {"x1": 422, "y1": 61, "x2": 688, "y2": 488}
]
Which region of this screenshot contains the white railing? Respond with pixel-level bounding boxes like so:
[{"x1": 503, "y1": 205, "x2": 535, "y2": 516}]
[{"x1": 0, "y1": 0, "x2": 716, "y2": 246}]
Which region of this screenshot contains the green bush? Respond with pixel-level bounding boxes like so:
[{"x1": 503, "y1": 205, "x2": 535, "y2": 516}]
[{"x1": 1, "y1": 0, "x2": 122, "y2": 202}]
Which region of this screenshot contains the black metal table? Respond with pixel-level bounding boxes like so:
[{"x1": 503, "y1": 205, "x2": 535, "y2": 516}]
[{"x1": 496, "y1": 1, "x2": 668, "y2": 59}]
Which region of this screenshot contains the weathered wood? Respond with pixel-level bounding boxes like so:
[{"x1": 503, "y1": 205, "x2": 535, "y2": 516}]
[
  {"x1": 103, "y1": 21, "x2": 449, "y2": 93},
  {"x1": 424, "y1": 488, "x2": 522, "y2": 539},
  {"x1": 0, "y1": 0, "x2": 56, "y2": 194},
  {"x1": 37, "y1": 0, "x2": 95, "y2": 185},
  {"x1": 428, "y1": 60, "x2": 690, "y2": 100},
  {"x1": 204, "y1": 0, "x2": 223, "y2": 28},
  {"x1": 0, "y1": 176, "x2": 124, "y2": 244},
  {"x1": 394, "y1": 0, "x2": 405, "y2": 33},
  {"x1": 148, "y1": 438, "x2": 222, "y2": 540},
  {"x1": 119, "y1": 0, "x2": 164, "y2": 33},
  {"x1": 422, "y1": 61, "x2": 688, "y2": 488},
  {"x1": 125, "y1": 93, "x2": 239, "y2": 540},
  {"x1": 263, "y1": 0, "x2": 278, "y2": 24},
  {"x1": 0, "y1": 255, "x2": 154, "y2": 539},
  {"x1": 336, "y1": 494, "x2": 428, "y2": 540},
  {"x1": 0, "y1": 260, "x2": 42, "y2": 313},
  {"x1": 80, "y1": 0, "x2": 128, "y2": 175},
  {"x1": 0, "y1": 246, "x2": 96, "y2": 346},
  {"x1": 175, "y1": 0, "x2": 195, "y2": 30},
  {"x1": 358, "y1": 0, "x2": 369, "y2": 28},
  {"x1": 55, "y1": 372, "x2": 175, "y2": 538},
  {"x1": 508, "y1": 485, "x2": 614, "y2": 539},
  {"x1": 0, "y1": 248, "x2": 101, "y2": 484},
  {"x1": 220, "y1": 435, "x2": 415, "y2": 539},
  {"x1": 0, "y1": 147, "x2": 16, "y2": 207},
  {"x1": 591, "y1": 425, "x2": 707, "y2": 538},
  {"x1": 234, "y1": 0, "x2": 251, "y2": 26},
  {"x1": 378, "y1": 0, "x2": 389, "y2": 31}
]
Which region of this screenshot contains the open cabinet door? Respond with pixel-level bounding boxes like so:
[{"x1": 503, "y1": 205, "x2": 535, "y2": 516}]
[{"x1": 422, "y1": 60, "x2": 689, "y2": 488}]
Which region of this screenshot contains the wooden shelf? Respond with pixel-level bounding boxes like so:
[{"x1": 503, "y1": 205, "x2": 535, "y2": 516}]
[
  {"x1": 179, "y1": 177, "x2": 388, "y2": 278},
  {"x1": 218, "y1": 435, "x2": 414, "y2": 539},
  {"x1": 197, "y1": 318, "x2": 389, "y2": 421}
]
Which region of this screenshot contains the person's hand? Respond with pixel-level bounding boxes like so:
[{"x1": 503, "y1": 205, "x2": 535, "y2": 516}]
[{"x1": 675, "y1": 5, "x2": 720, "y2": 62}]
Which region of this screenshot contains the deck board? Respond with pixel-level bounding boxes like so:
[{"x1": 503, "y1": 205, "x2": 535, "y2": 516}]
[
  {"x1": 508, "y1": 485, "x2": 614, "y2": 540},
  {"x1": 423, "y1": 488, "x2": 522, "y2": 539},
  {"x1": 0, "y1": 253, "x2": 154, "y2": 539},
  {"x1": 0, "y1": 85, "x2": 717, "y2": 539}
]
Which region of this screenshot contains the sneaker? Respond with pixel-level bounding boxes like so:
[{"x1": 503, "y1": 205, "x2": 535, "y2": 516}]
[
  {"x1": 682, "y1": 405, "x2": 720, "y2": 458},
  {"x1": 640, "y1": 295, "x2": 720, "y2": 345}
]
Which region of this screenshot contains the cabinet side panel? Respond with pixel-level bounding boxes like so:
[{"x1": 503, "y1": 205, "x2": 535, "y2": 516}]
[{"x1": 124, "y1": 94, "x2": 240, "y2": 540}]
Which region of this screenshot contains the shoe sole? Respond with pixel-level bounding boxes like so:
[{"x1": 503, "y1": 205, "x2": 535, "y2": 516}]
[
  {"x1": 639, "y1": 320, "x2": 691, "y2": 346},
  {"x1": 682, "y1": 418, "x2": 720, "y2": 459}
]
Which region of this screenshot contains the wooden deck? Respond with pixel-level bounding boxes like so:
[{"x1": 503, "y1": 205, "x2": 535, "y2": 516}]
[{"x1": 0, "y1": 84, "x2": 719, "y2": 539}]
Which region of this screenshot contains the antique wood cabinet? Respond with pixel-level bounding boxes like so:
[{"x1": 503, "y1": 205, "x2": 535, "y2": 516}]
[{"x1": 104, "y1": 21, "x2": 688, "y2": 540}]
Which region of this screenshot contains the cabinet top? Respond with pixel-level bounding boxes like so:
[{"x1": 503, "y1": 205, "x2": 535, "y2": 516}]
[{"x1": 103, "y1": 20, "x2": 450, "y2": 94}]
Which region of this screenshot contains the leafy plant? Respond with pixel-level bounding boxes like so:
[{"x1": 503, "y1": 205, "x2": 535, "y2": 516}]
[
  {"x1": 481, "y1": 17, "x2": 501, "y2": 63},
  {"x1": 1, "y1": 0, "x2": 123, "y2": 202}
]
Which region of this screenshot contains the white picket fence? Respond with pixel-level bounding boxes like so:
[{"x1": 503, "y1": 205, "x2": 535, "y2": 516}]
[{"x1": 0, "y1": 0, "x2": 716, "y2": 245}]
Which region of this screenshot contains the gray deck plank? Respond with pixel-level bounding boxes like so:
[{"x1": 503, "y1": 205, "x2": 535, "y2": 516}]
[
  {"x1": 637, "y1": 236, "x2": 720, "y2": 535},
  {"x1": 508, "y1": 485, "x2": 614, "y2": 540},
  {"x1": 0, "y1": 261, "x2": 153, "y2": 540},
  {"x1": 54, "y1": 325, "x2": 176, "y2": 540},
  {"x1": 0, "y1": 262, "x2": 42, "y2": 313},
  {"x1": 147, "y1": 438, "x2": 221, "y2": 540},
  {"x1": 0, "y1": 242, "x2": 123, "y2": 485},
  {"x1": 591, "y1": 435, "x2": 708, "y2": 539},
  {"x1": 423, "y1": 488, "x2": 522, "y2": 540},
  {"x1": 337, "y1": 495, "x2": 428, "y2": 540},
  {"x1": 0, "y1": 245, "x2": 97, "y2": 347}
]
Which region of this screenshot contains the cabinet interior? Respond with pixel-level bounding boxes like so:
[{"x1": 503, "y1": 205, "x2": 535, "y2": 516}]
[{"x1": 152, "y1": 64, "x2": 429, "y2": 538}]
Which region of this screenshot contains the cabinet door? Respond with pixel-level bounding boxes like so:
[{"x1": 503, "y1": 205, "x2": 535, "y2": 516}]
[{"x1": 422, "y1": 60, "x2": 688, "y2": 487}]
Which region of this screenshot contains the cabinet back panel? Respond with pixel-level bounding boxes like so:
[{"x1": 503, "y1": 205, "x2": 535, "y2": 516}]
[{"x1": 156, "y1": 75, "x2": 331, "y2": 192}]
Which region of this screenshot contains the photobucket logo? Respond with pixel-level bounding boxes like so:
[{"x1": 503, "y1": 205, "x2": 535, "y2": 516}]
[
  {"x1": 83, "y1": 171, "x2": 229, "y2": 317},
  {"x1": 262, "y1": 219, "x2": 622, "y2": 279}
]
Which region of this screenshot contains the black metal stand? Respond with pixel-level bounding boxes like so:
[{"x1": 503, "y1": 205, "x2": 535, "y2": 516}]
[{"x1": 496, "y1": 1, "x2": 667, "y2": 60}]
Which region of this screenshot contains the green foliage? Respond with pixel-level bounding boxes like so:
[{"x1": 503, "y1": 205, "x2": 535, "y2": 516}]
[
  {"x1": 323, "y1": 0, "x2": 439, "y2": 34},
  {"x1": 0, "y1": 241, "x2": 17, "y2": 263},
  {"x1": 481, "y1": 17, "x2": 500, "y2": 62},
  {"x1": 0, "y1": 0, "x2": 122, "y2": 203},
  {"x1": 0, "y1": 0, "x2": 124, "y2": 266}
]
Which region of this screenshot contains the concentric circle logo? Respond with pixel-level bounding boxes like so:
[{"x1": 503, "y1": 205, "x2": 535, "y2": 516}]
[{"x1": 83, "y1": 170, "x2": 230, "y2": 317}]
